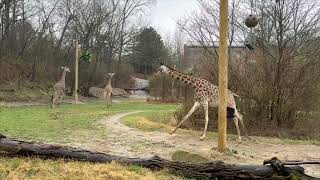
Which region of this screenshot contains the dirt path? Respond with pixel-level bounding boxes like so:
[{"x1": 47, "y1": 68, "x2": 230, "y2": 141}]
[{"x1": 71, "y1": 111, "x2": 320, "y2": 177}]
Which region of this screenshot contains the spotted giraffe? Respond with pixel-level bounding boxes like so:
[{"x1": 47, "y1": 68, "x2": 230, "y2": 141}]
[
  {"x1": 52, "y1": 67, "x2": 70, "y2": 109},
  {"x1": 103, "y1": 73, "x2": 115, "y2": 108},
  {"x1": 156, "y1": 64, "x2": 249, "y2": 141}
]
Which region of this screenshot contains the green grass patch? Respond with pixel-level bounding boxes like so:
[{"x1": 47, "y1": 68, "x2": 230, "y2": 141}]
[
  {"x1": 0, "y1": 101, "x2": 179, "y2": 143},
  {"x1": 121, "y1": 107, "x2": 178, "y2": 132},
  {"x1": 172, "y1": 151, "x2": 209, "y2": 163}
]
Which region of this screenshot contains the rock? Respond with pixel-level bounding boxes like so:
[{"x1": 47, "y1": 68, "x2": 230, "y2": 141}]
[
  {"x1": 89, "y1": 87, "x2": 129, "y2": 98},
  {"x1": 113, "y1": 88, "x2": 130, "y2": 97},
  {"x1": 0, "y1": 81, "x2": 15, "y2": 91}
]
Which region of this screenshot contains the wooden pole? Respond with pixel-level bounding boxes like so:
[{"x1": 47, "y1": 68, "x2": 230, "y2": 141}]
[
  {"x1": 74, "y1": 37, "x2": 79, "y2": 102},
  {"x1": 171, "y1": 65, "x2": 176, "y2": 102},
  {"x1": 217, "y1": 0, "x2": 229, "y2": 152}
]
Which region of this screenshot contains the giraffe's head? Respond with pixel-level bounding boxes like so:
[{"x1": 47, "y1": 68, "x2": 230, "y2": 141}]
[
  {"x1": 108, "y1": 73, "x2": 115, "y2": 77},
  {"x1": 61, "y1": 67, "x2": 70, "y2": 72},
  {"x1": 155, "y1": 63, "x2": 170, "y2": 76}
]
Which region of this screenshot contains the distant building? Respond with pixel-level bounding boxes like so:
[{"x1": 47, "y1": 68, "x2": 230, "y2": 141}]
[{"x1": 182, "y1": 41, "x2": 258, "y2": 71}]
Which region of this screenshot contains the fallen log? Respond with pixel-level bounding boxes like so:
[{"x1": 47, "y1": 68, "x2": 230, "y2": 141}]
[{"x1": 0, "y1": 135, "x2": 316, "y2": 179}]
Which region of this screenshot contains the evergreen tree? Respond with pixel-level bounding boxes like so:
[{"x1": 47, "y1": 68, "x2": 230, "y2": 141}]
[{"x1": 128, "y1": 27, "x2": 166, "y2": 75}]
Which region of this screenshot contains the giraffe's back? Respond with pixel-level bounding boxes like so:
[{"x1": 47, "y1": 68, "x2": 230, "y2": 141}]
[{"x1": 195, "y1": 83, "x2": 237, "y2": 109}]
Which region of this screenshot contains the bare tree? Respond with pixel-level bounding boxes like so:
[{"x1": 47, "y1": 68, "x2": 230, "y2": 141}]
[{"x1": 178, "y1": 0, "x2": 320, "y2": 130}]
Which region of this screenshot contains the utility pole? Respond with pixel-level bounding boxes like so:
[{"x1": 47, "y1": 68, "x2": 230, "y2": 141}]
[
  {"x1": 171, "y1": 65, "x2": 176, "y2": 102},
  {"x1": 74, "y1": 37, "x2": 79, "y2": 102},
  {"x1": 217, "y1": 0, "x2": 229, "y2": 152}
]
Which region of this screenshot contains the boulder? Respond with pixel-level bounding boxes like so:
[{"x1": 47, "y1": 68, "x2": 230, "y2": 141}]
[
  {"x1": 89, "y1": 87, "x2": 129, "y2": 98},
  {"x1": 0, "y1": 82, "x2": 15, "y2": 91}
]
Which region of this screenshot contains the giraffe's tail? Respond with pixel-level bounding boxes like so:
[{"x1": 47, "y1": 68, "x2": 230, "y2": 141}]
[{"x1": 233, "y1": 93, "x2": 240, "y2": 98}]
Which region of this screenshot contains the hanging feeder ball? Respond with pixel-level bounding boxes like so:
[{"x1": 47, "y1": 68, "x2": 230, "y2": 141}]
[
  {"x1": 245, "y1": 14, "x2": 258, "y2": 28},
  {"x1": 80, "y1": 51, "x2": 92, "y2": 62}
]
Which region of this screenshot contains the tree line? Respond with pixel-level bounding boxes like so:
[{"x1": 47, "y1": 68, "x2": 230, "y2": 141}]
[
  {"x1": 175, "y1": 0, "x2": 320, "y2": 137},
  {"x1": 0, "y1": 0, "x2": 178, "y2": 95}
]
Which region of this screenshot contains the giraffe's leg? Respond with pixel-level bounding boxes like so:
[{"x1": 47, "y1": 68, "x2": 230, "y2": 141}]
[
  {"x1": 52, "y1": 96, "x2": 55, "y2": 109},
  {"x1": 52, "y1": 92, "x2": 59, "y2": 108},
  {"x1": 103, "y1": 92, "x2": 106, "y2": 100},
  {"x1": 239, "y1": 116, "x2": 251, "y2": 140},
  {"x1": 200, "y1": 101, "x2": 209, "y2": 140},
  {"x1": 236, "y1": 110, "x2": 251, "y2": 140},
  {"x1": 106, "y1": 95, "x2": 110, "y2": 108},
  {"x1": 170, "y1": 101, "x2": 200, "y2": 134},
  {"x1": 110, "y1": 93, "x2": 113, "y2": 107},
  {"x1": 56, "y1": 96, "x2": 61, "y2": 107},
  {"x1": 108, "y1": 92, "x2": 112, "y2": 107},
  {"x1": 233, "y1": 117, "x2": 242, "y2": 143},
  {"x1": 56, "y1": 92, "x2": 63, "y2": 107},
  {"x1": 103, "y1": 92, "x2": 108, "y2": 107},
  {"x1": 106, "y1": 92, "x2": 112, "y2": 108},
  {"x1": 58, "y1": 95, "x2": 63, "y2": 107}
]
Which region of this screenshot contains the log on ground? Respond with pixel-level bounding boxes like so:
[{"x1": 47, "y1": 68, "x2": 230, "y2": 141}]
[{"x1": 0, "y1": 135, "x2": 315, "y2": 179}]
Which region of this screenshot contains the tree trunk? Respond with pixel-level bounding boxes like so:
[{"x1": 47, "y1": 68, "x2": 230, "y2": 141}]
[
  {"x1": 4, "y1": 0, "x2": 10, "y2": 37},
  {"x1": 31, "y1": 56, "x2": 37, "y2": 82},
  {"x1": 161, "y1": 76, "x2": 165, "y2": 102},
  {"x1": 56, "y1": 15, "x2": 73, "y2": 51},
  {"x1": 0, "y1": 135, "x2": 314, "y2": 179}
]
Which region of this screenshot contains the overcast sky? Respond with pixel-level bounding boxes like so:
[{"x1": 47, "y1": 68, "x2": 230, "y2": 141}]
[{"x1": 149, "y1": 0, "x2": 198, "y2": 37}]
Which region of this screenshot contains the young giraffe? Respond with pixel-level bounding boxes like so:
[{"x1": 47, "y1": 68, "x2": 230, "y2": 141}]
[
  {"x1": 103, "y1": 73, "x2": 115, "y2": 108},
  {"x1": 156, "y1": 64, "x2": 249, "y2": 141},
  {"x1": 52, "y1": 67, "x2": 70, "y2": 108}
]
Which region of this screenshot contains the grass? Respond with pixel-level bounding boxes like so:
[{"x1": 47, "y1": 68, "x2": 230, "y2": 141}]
[
  {"x1": 122, "y1": 110, "x2": 177, "y2": 132},
  {"x1": 172, "y1": 151, "x2": 209, "y2": 163},
  {"x1": 0, "y1": 100, "x2": 185, "y2": 179},
  {"x1": 121, "y1": 107, "x2": 320, "y2": 146},
  {"x1": 0, "y1": 157, "x2": 182, "y2": 180},
  {"x1": 121, "y1": 108, "x2": 222, "y2": 139},
  {"x1": 0, "y1": 100, "x2": 179, "y2": 143},
  {"x1": 0, "y1": 99, "x2": 319, "y2": 179}
]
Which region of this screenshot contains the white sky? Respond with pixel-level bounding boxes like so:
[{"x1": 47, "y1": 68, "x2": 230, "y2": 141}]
[{"x1": 149, "y1": 0, "x2": 198, "y2": 37}]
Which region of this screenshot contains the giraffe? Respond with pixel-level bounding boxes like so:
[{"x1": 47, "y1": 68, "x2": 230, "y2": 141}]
[
  {"x1": 156, "y1": 64, "x2": 249, "y2": 142},
  {"x1": 52, "y1": 67, "x2": 70, "y2": 108},
  {"x1": 103, "y1": 73, "x2": 115, "y2": 108}
]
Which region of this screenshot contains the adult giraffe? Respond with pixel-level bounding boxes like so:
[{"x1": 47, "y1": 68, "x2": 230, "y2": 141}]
[{"x1": 156, "y1": 64, "x2": 249, "y2": 142}]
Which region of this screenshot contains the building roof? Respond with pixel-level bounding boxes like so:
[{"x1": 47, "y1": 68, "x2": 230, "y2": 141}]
[{"x1": 185, "y1": 41, "x2": 247, "y2": 48}]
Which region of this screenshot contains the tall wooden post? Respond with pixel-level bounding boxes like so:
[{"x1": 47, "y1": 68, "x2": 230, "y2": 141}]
[
  {"x1": 171, "y1": 65, "x2": 176, "y2": 102},
  {"x1": 218, "y1": 0, "x2": 229, "y2": 152},
  {"x1": 74, "y1": 38, "x2": 79, "y2": 102}
]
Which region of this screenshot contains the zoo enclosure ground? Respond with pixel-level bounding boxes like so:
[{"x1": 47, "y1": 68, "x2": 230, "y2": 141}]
[{"x1": 0, "y1": 99, "x2": 319, "y2": 178}]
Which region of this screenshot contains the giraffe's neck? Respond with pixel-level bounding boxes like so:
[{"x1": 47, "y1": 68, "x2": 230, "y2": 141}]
[
  {"x1": 59, "y1": 70, "x2": 67, "y2": 84},
  {"x1": 106, "y1": 76, "x2": 113, "y2": 88},
  {"x1": 166, "y1": 68, "x2": 199, "y2": 88}
]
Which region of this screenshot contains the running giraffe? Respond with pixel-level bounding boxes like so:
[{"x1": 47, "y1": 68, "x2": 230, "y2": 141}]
[{"x1": 156, "y1": 64, "x2": 249, "y2": 141}]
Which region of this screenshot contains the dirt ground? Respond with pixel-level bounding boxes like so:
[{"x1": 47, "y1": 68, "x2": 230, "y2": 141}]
[{"x1": 67, "y1": 111, "x2": 320, "y2": 178}]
